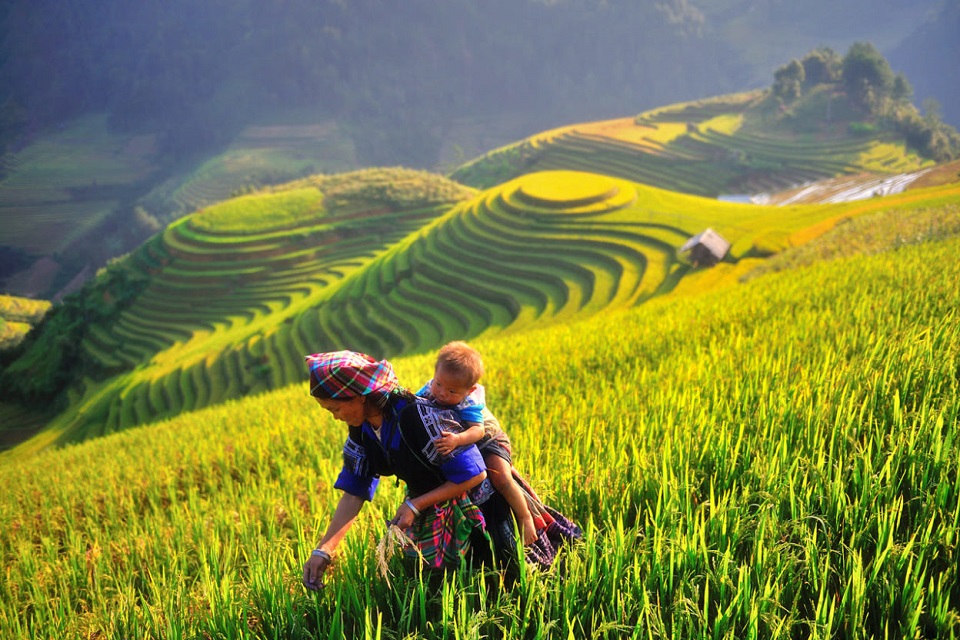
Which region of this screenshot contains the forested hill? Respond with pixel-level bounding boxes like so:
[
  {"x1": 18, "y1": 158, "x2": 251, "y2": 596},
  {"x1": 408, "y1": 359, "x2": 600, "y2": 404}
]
[
  {"x1": 0, "y1": 0, "x2": 951, "y2": 170},
  {"x1": 889, "y1": 0, "x2": 960, "y2": 129},
  {"x1": 0, "y1": 0, "x2": 739, "y2": 167}
]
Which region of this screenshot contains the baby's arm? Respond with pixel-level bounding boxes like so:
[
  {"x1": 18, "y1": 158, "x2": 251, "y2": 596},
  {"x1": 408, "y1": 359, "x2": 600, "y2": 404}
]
[{"x1": 434, "y1": 421, "x2": 485, "y2": 456}]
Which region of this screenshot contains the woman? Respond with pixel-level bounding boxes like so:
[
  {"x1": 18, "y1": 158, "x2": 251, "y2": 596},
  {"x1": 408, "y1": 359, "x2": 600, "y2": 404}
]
[{"x1": 300, "y1": 350, "x2": 581, "y2": 590}]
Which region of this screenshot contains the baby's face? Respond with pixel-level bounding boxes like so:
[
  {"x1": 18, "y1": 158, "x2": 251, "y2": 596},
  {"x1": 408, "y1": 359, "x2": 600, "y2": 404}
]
[{"x1": 429, "y1": 369, "x2": 474, "y2": 407}]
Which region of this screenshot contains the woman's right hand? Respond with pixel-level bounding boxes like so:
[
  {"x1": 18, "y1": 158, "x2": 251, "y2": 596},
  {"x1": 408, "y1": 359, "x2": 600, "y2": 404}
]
[{"x1": 302, "y1": 552, "x2": 332, "y2": 591}]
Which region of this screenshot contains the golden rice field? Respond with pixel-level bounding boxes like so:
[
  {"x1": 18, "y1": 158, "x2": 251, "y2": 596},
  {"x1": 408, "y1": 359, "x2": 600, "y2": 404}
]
[{"x1": 1, "y1": 217, "x2": 958, "y2": 638}]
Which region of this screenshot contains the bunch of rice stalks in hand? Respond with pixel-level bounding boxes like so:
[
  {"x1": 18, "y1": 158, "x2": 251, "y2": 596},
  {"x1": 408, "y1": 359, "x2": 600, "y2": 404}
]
[{"x1": 375, "y1": 524, "x2": 421, "y2": 586}]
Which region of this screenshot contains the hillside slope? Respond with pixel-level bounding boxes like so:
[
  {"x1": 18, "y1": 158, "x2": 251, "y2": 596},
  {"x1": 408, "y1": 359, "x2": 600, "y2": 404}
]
[{"x1": 5, "y1": 166, "x2": 960, "y2": 455}]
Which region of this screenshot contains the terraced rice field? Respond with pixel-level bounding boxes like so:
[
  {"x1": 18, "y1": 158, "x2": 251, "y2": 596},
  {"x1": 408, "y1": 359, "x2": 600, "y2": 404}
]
[
  {"x1": 64, "y1": 170, "x2": 694, "y2": 439},
  {"x1": 0, "y1": 115, "x2": 158, "y2": 254},
  {"x1": 452, "y1": 92, "x2": 933, "y2": 197},
  {"x1": 299, "y1": 171, "x2": 689, "y2": 355},
  {"x1": 16, "y1": 170, "x2": 955, "y2": 451},
  {"x1": 76, "y1": 199, "x2": 439, "y2": 433},
  {"x1": 138, "y1": 122, "x2": 359, "y2": 217}
]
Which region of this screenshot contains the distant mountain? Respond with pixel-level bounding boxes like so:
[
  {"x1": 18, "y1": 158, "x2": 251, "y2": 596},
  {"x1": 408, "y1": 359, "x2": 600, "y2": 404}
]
[
  {"x1": 889, "y1": 0, "x2": 960, "y2": 128},
  {"x1": 692, "y1": 0, "x2": 944, "y2": 83}
]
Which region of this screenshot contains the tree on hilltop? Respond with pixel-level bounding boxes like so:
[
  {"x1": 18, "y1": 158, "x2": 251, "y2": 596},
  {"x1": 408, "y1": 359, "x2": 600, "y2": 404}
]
[
  {"x1": 773, "y1": 59, "x2": 804, "y2": 102},
  {"x1": 841, "y1": 42, "x2": 895, "y2": 111},
  {"x1": 766, "y1": 42, "x2": 960, "y2": 162},
  {"x1": 801, "y1": 47, "x2": 841, "y2": 88}
]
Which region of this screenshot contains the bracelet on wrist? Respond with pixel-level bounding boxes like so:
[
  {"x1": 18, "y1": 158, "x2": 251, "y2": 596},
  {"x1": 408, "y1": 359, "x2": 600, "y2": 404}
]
[
  {"x1": 404, "y1": 498, "x2": 421, "y2": 517},
  {"x1": 311, "y1": 548, "x2": 332, "y2": 562}
]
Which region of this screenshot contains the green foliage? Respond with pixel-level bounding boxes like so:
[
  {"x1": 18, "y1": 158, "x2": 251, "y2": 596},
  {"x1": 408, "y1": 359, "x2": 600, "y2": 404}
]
[
  {"x1": 800, "y1": 47, "x2": 841, "y2": 88},
  {"x1": 896, "y1": 105, "x2": 960, "y2": 163},
  {"x1": 305, "y1": 167, "x2": 476, "y2": 210},
  {"x1": 0, "y1": 262, "x2": 147, "y2": 407},
  {"x1": 764, "y1": 44, "x2": 960, "y2": 162},
  {"x1": 1, "y1": 230, "x2": 958, "y2": 638},
  {"x1": 842, "y1": 42, "x2": 895, "y2": 111},
  {"x1": 891, "y1": 73, "x2": 913, "y2": 104},
  {"x1": 0, "y1": 294, "x2": 51, "y2": 324},
  {"x1": 773, "y1": 59, "x2": 804, "y2": 102},
  {"x1": 0, "y1": 295, "x2": 51, "y2": 352},
  {"x1": 848, "y1": 121, "x2": 877, "y2": 136}
]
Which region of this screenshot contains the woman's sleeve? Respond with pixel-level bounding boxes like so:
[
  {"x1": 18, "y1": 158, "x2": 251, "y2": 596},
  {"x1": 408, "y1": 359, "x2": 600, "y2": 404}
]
[
  {"x1": 333, "y1": 427, "x2": 380, "y2": 501},
  {"x1": 440, "y1": 447, "x2": 486, "y2": 484}
]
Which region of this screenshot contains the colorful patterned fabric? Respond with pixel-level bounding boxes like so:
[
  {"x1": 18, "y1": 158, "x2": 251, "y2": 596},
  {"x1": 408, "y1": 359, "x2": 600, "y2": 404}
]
[
  {"x1": 511, "y1": 471, "x2": 583, "y2": 569},
  {"x1": 305, "y1": 351, "x2": 399, "y2": 399},
  {"x1": 404, "y1": 495, "x2": 488, "y2": 569}
]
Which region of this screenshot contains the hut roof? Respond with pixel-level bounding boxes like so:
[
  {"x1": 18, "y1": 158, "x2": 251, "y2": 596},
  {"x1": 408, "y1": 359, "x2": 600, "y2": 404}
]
[{"x1": 680, "y1": 228, "x2": 730, "y2": 264}]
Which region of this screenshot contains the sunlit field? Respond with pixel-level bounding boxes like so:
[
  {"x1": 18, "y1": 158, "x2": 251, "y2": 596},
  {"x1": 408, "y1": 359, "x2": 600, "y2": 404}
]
[
  {"x1": 0, "y1": 295, "x2": 51, "y2": 350},
  {"x1": 2, "y1": 226, "x2": 957, "y2": 638}
]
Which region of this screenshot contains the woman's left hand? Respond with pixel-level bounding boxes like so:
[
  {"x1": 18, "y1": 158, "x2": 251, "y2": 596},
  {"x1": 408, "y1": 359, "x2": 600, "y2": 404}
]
[{"x1": 302, "y1": 552, "x2": 332, "y2": 591}]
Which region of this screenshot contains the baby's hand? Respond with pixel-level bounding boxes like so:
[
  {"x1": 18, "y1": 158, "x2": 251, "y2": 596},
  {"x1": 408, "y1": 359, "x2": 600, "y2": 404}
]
[{"x1": 434, "y1": 430, "x2": 459, "y2": 455}]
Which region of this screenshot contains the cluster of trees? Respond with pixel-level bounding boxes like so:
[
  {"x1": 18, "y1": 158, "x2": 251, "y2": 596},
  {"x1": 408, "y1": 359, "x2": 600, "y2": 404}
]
[
  {"x1": 0, "y1": 261, "x2": 147, "y2": 408},
  {"x1": 771, "y1": 43, "x2": 960, "y2": 162},
  {"x1": 0, "y1": 0, "x2": 739, "y2": 168}
]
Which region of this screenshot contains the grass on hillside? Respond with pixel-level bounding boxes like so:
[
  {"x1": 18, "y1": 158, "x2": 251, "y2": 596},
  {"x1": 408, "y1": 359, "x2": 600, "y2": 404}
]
[
  {"x1": 742, "y1": 202, "x2": 960, "y2": 282},
  {"x1": 0, "y1": 215, "x2": 957, "y2": 638}
]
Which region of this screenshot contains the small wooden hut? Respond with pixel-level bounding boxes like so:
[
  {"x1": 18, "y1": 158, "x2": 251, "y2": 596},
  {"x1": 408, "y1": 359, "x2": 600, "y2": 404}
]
[{"x1": 680, "y1": 228, "x2": 730, "y2": 267}]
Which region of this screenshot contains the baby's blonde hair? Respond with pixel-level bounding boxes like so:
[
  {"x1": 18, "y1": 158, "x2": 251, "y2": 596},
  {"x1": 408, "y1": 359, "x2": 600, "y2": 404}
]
[{"x1": 435, "y1": 341, "x2": 484, "y2": 387}]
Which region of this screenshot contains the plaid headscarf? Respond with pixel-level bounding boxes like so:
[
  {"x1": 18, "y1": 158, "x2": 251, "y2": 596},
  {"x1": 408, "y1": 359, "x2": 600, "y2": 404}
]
[{"x1": 305, "y1": 351, "x2": 400, "y2": 399}]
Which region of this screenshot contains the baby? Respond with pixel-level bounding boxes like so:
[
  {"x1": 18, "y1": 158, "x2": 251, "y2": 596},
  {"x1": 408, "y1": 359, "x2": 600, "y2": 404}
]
[{"x1": 417, "y1": 341, "x2": 537, "y2": 545}]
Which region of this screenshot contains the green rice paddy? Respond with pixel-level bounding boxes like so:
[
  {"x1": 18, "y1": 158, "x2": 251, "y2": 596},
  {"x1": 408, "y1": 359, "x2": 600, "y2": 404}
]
[{"x1": 1, "y1": 211, "x2": 957, "y2": 638}]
